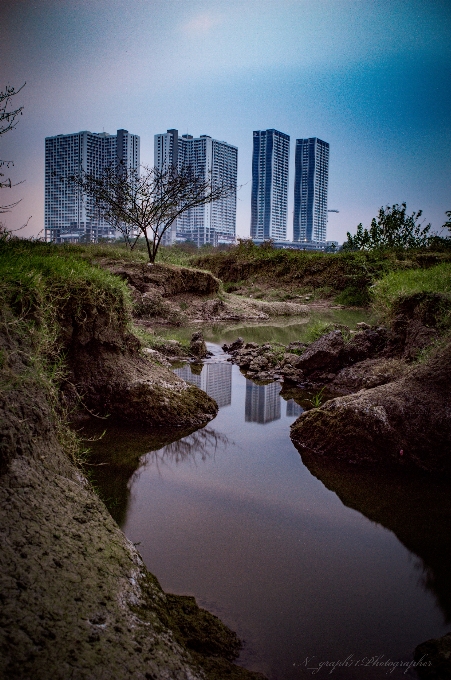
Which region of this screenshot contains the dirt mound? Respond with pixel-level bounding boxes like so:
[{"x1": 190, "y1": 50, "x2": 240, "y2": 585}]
[
  {"x1": 415, "y1": 632, "x2": 451, "y2": 679},
  {"x1": 108, "y1": 260, "x2": 221, "y2": 297},
  {"x1": 58, "y1": 292, "x2": 217, "y2": 427},
  {"x1": 290, "y1": 338, "x2": 451, "y2": 473}
]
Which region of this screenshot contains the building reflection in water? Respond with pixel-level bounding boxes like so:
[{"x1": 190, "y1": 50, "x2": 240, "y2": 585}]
[
  {"x1": 174, "y1": 363, "x2": 232, "y2": 408},
  {"x1": 285, "y1": 399, "x2": 303, "y2": 417},
  {"x1": 245, "y1": 379, "x2": 281, "y2": 424}
]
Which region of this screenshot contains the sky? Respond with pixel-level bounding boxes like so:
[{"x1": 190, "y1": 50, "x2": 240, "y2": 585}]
[{"x1": 1, "y1": 0, "x2": 450, "y2": 243}]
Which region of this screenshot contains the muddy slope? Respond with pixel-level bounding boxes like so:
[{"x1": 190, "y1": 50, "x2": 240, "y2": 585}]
[
  {"x1": 290, "y1": 338, "x2": 451, "y2": 472},
  {"x1": 101, "y1": 259, "x2": 309, "y2": 324},
  {"x1": 58, "y1": 283, "x2": 217, "y2": 428}
]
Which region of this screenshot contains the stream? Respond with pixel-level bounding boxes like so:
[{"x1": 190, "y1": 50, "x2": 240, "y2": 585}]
[{"x1": 86, "y1": 318, "x2": 451, "y2": 680}]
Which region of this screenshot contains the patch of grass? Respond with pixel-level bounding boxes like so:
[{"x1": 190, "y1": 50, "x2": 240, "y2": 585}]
[
  {"x1": 304, "y1": 321, "x2": 333, "y2": 343},
  {"x1": 335, "y1": 285, "x2": 371, "y2": 307},
  {"x1": 133, "y1": 326, "x2": 191, "y2": 355},
  {"x1": 191, "y1": 241, "x2": 451, "y2": 306},
  {"x1": 307, "y1": 387, "x2": 325, "y2": 408},
  {"x1": 371, "y1": 262, "x2": 451, "y2": 319}
]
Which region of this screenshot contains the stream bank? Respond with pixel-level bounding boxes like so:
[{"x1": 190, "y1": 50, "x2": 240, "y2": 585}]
[{"x1": 0, "y1": 241, "x2": 265, "y2": 679}]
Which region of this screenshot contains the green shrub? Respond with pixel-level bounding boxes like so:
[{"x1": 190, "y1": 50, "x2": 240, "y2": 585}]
[
  {"x1": 335, "y1": 285, "x2": 371, "y2": 307},
  {"x1": 304, "y1": 321, "x2": 333, "y2": 343}
]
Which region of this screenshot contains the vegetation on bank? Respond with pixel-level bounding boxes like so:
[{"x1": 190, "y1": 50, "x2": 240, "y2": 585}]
[
  {"x1": 186, "y1": 240, "x2": 451, "y2": 306},
  {"x1": 0, "y1": 239, "x2": 132, "y2": 467},
  {"x1": 371, "y1": 262, "x2": 451, "y2": 321}
]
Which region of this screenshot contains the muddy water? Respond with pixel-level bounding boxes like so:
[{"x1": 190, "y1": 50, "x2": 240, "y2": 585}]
[{"x1": 87, "y1": 338, "x2": 451, "y2": 680}]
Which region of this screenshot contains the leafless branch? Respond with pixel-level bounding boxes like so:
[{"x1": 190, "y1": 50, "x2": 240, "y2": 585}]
[
  {"x1": 67, "y1": 162, "x2": 236, "y2": 262},
  {"x1": 0, "y1": 83, "x2": 26, "y2": 212}
]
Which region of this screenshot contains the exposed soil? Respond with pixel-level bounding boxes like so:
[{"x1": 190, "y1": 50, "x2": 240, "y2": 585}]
[
  {"x1": 56, "y1": 275, "x2": 218, "y2": 428},
  {"x1": 0, "y1": 378, "x2": 265, "y2": 679},
  {"x1": 100, "y1": 259, "x2": 314, "y2": 325},
  {"x1": 0, "y1": 268, "x2": 266, "y2": 679},
  {"x1": 415, "y1": 632, "x2": 451, "y2": 679},
  {"x1": 290, "y1": 338, "x2": 451, "y2": 472}
]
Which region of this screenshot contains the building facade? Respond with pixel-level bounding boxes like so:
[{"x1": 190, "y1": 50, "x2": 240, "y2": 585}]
[
  {"x1": 250, "y1": 129, "x2": 290, "y2": 241},
  {"x1": 45, "y1": 129, "x2": 140, "y2": 243},
  {"x1": 245, "y1": 380, "x2": 281, "y2": 424},
  {"x1": 154, "y1": 129, "x2": 238, "y2": 247},
  {"x1": 174, "y1": 363, "x2": 232, "y2": 408},
  {"x1": 293, "y1": 137, "x2": 329, "y2": 244}
]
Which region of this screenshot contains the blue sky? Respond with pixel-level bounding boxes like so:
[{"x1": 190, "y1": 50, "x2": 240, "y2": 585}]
[{"x1": 1, "y1": 0, "x2": 450, "y2": 242}]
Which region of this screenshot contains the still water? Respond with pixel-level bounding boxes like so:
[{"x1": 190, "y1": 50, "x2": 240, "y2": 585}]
[{"x1": 87, "y1": 339, "x2": 451, "y2": 680}]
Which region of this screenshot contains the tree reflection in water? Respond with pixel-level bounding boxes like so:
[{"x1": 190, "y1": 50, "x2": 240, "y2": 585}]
[
  {"x1": 143, "y1": 427, "x2": 229, "y2": 470},
  {"x1": 83, "y1": 420, "x2": 228, "y2": 526}
]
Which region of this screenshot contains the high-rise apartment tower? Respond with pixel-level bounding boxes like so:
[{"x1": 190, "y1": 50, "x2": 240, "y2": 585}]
[
  {"x1": 251, "y1": 129, "x2": 290, "y2": 241},
  {"x1": 45, "y1": 129, "x2": 140, "y2": 243},
  {"x1": 293, "y1": 137, "x2": 329, "y2": 243},
  {"x1": 154, "y1": 129, "x2": 238, "y2": 247}
]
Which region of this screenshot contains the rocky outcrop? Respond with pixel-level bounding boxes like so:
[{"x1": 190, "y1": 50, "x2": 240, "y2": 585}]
[
  {"x1": 290, "y1": 339, "x2": 451, "y2": 473},
  {"x1": 223, "y1": 327, "x2": 392, "y2": 386},
  {"x1": 414, "y1": 632, "x2": 451, "y2": 679},
  {"x1": 292, "y1": 330, "x2": 344, "y2": 373},
  {"x1": 190, "y1": 331, "x2": 208, "y2": 359},
  {"x1": 330, "y1": 356, "x2": 407, "y2": 393}
]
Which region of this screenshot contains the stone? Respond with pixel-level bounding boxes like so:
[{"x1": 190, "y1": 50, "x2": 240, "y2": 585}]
[
  {"x1": 296, "y1": 330, "x2": 344, "y2": 374},
  {"x1": 190, "y1": 331, "x2": 208, "y2": 359},
  {"x1": 222, "y1": 337, "x2": 244, "y2": 352}
]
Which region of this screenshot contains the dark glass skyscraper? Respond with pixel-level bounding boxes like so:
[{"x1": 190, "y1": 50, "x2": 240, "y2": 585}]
[
  {"x1": 251, "y1": 129, "x2": 290, "y2": 241},
  {"x1": 293, "y1": 137, "x2": 329, "y2": 243}
]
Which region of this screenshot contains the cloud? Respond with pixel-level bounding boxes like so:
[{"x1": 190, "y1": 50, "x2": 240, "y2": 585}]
[{"x1": 181, "y1": 12, "x2": 222, "y2": 35}]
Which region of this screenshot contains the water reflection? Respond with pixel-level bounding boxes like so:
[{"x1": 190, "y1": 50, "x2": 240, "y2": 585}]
[
  {"x1": 300, "y1": 455, "x2": 451, "y2": 624},
  {"x1": 285, "y1": 398, "x2": 304, "y2": 417},
  {"x1": 143, "y1": 427, "x2": 228, "y2": 468},
  {"x1": 174, "y1": 363, "x2": 232, "y2": 408},
  {"x1": 81, "y1": 420, "x2": 209, "y2": 525},
  {"x1": 245, "y1": 380, "x2": 281, "y2": 424},
  {"x1": 156, "y1": 308, "x2": 374, "y2": 347},
  {"x1": 83, "y1": 351, "x2": 451, "y2": 679}
]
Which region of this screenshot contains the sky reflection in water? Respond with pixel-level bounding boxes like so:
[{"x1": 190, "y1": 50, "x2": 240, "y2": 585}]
[{"x1": 90, "y1": 347, "x2": 450, "y2": 679}]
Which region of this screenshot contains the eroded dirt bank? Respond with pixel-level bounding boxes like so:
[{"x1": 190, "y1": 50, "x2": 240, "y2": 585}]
[
  {"x1": 58, "y1": 284, "x2": 217, "y2": 428},
  {"x1": 0, "y1": 375, "x2": 264, "y2": 679},
  {"x1": 290, "y1": 339, "x2": 451, "y2": 472},
  {"x1": 102, "y1": 259, "x2": 311, "y2": 325},
  {"x1": 0, "y1": 242, "x2": 265, "y2": 679}
]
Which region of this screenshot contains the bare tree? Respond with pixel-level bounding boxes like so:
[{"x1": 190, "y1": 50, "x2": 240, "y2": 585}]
[
  {"x1": 68, "y1": 162, "x2": 236, "y2": 262},
  {"x1": 1, "y1": 83, "x2": 26, "y2": 214}
]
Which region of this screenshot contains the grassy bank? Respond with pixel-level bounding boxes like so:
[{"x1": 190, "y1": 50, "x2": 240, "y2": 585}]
[
  {"x1": 371, "y1": 262, "x2": 451, "y2": 318},
  {"x1": 186, "y1": 241, "x2": 451, "y2": 306},
  {"x1": 0, "y1": 239, "x2": 133, "y2": 468}
]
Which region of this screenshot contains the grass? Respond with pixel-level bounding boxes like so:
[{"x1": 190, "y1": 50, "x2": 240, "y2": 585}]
[
  {"x1": 304, "y1": 321, "x2": 334, "y2": 343},
  {"x1": 190, "y1": 240, "x2": 451, "y2": 305},
  {"x1": 371, "y1": 262, "x2": 451, "y2": 319},
  {"x1": 0, "y1": 239, "x2": 133, "y2": 467},
  {"x1": 307, "y1": 387, "x2": 326, "y2": 408}
]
